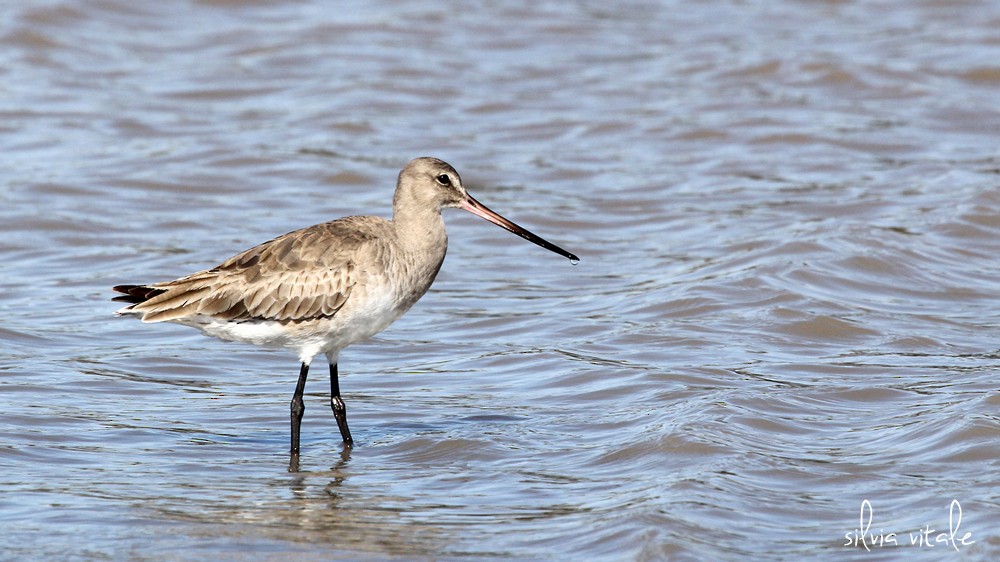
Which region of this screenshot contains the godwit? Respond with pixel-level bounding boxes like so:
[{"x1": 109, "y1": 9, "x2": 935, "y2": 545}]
[{"x1": 113, "y1": 157, "x2": 578, "y2": 455}]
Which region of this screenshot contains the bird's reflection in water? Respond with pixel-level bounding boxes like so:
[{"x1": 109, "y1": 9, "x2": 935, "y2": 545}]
[{"x1": 288, "y1": 441, "x2": 352, "y2": 476}]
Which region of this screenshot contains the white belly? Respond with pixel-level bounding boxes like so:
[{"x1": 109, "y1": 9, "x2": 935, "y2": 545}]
[{"x1": 173, "y1": 281, "x2": 410, "y2": 364}]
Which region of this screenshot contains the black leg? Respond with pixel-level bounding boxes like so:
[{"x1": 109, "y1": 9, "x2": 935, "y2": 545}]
[
  {"x1": 290, "y1": 362, "x2": 309, "y2": 455},
  {"x1": 329, "y1": 363, "x2": 354, "y2": 446}
]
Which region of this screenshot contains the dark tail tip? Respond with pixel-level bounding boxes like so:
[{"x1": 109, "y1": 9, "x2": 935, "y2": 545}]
[{"x1": 112, "y1": 284, "x2": 164, "y2": 304}]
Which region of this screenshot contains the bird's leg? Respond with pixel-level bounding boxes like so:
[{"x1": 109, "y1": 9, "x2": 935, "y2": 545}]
[
  {"x1": 290, "y1": 362, "x2": 309, "y2": 455},
  {"x1": 329, "y1": 363, "x2": 354, "y2": 446}
]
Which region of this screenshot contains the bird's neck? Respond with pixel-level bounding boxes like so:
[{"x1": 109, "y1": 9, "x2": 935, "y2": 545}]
[
  {"x1": 389, "y1": 205, "x2": 448, "y2": 303},
  {"x1": 392, "y1": 203, "x2": 448, "y2": 260}
]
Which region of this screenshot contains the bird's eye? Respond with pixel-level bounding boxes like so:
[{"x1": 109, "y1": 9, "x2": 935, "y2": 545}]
[{"x1": 435, "y1": 174, "x2": 451, "y2": 186}]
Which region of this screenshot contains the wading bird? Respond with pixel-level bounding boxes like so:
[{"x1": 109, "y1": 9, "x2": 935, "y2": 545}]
[{"x1": 113, "y1": 157, "x2": 578, "y2": 455}]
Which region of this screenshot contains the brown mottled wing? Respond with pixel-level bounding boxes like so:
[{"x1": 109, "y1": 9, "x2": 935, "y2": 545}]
[{"x1": 122, "y1": 219, "x2": 383, "y2": 323}]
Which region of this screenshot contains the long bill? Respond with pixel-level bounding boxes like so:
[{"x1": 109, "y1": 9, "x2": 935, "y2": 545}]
[{"x1": 460, "y1": 194, "x2": 579, "y2": 263}]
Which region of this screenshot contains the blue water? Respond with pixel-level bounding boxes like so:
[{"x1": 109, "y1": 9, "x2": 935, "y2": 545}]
[{"x1": 2, "y1": 0, "x2": 998, "y2": 560}]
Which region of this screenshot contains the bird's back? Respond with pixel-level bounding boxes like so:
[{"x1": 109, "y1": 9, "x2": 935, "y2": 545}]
[{"x1": 115, "y1": 216, "x2": 389, "y2": 323}]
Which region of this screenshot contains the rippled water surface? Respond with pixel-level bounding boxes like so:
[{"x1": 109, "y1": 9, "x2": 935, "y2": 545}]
[{"x1": 2, "y1": 0, "x2": 999, "y2": 560}]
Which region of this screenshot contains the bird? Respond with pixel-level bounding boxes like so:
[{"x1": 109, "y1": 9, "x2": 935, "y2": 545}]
[{"x1": 113, "y1": 157, "x2": 579, "y2": 455}]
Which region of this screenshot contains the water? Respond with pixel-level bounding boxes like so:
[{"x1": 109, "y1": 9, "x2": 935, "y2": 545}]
[{"x1": 2, "y1": 0, "x2": 998, "y2": 559}]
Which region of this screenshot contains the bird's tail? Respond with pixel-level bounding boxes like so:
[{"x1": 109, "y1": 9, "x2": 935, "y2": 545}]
[{"x1": 112, "y1": 284, "x2": 165, "y2": 305}]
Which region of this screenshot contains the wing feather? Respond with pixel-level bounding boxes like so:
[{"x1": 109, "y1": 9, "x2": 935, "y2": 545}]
[{"x1": 118, "y1": 218, "x2": 386, "y2": 323}]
